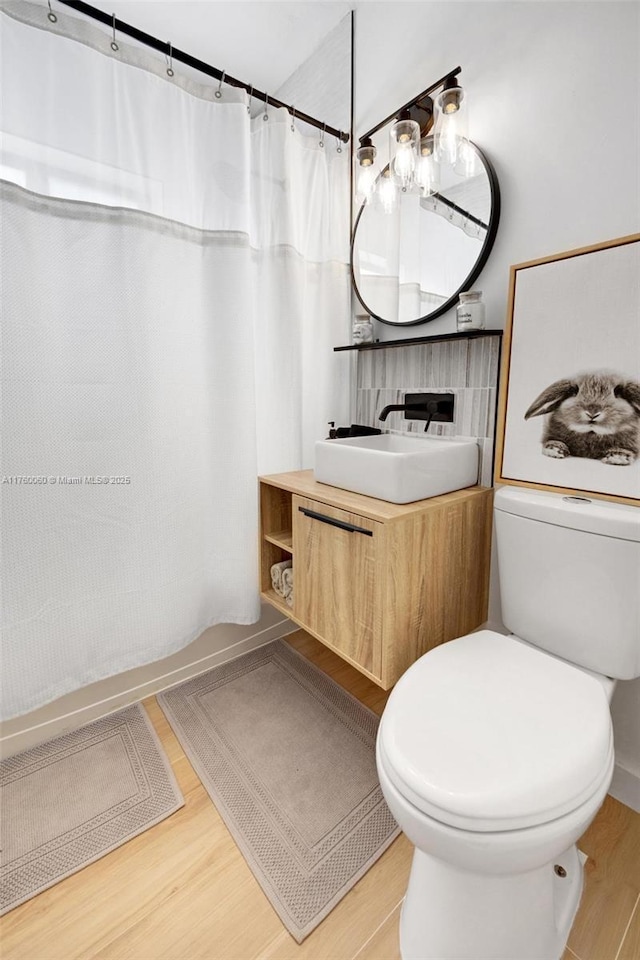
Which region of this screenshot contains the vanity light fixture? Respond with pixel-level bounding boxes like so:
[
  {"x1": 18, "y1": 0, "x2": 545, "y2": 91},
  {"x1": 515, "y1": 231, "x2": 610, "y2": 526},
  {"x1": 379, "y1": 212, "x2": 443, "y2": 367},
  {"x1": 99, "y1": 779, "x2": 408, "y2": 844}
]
[
  {"x1": 433, "y1": 76, "x2": 468, "y2": 166},
  {"x1": 354, "y1": 138, "x2": 378, "y2": 205},
  {"x1": 437, "y1": 76, "x2": 464, "y2": 116},
  {"x1": 408, "y1": 95, "x2": 434, "y2": 139},
  {"x1": 415, "y1": 135, "x2": 440, "y2": 197},
  {"x1": 389, "y1": 110, "x2": 419, "y2": 188},
  {"x1": 354, "y1": 67, "x2": 467, "y2": 211},
  {"x1": 453, "y1": 137, "x2": 478, "y2": 179},
  {"x1": 377, "y1": 168, "x2": 397, "y2": 215}
]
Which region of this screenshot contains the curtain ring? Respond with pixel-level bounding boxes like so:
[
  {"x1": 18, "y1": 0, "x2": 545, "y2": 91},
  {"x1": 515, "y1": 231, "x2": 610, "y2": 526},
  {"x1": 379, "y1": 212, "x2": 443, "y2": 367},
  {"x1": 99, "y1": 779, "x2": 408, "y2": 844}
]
[
  {"x1": 166, "y1": 41, "x2": 174, "y2": 77},
  {"x1": 335, "y1": 132, "x2": 343, "y2": 154},
  {"x1": 110, "y1": 13, "x2": 118, "y2": 51},
  {"x1": 290, "y1": 106, "x2": 296, "y2": 133},
  {"x1": 319, "y1": 123, "x2": 325, "y2": 148},
  {"x1": 47, "y1": 0, "x2": 57, "y2": 23},
  {"x1": 247, "y1": 85, "x2": 253, "y2": 115},
  {"x1": 215, "y1": 71, "x2": 225, "y2": 99},
  {"x1": 263, "y1": 95, "x2": 269, "y2": 122}
]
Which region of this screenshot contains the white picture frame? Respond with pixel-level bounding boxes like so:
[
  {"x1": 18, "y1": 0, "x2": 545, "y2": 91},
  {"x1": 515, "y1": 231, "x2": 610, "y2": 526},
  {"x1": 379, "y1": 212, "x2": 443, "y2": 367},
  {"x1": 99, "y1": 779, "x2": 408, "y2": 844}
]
[{"x1": 496, "y1": 234, "x2": 640, "y2": 505}]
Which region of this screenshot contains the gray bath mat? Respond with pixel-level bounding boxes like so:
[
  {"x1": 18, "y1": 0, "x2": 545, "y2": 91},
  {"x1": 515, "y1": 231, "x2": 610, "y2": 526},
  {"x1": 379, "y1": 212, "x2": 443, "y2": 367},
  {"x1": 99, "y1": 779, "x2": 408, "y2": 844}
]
[
  {"x1": 158, "y1": 639, "x2": 399, "y2": 943},
  {"x1": 0, "y1": 704, "x2": 183, "y2": 915}
]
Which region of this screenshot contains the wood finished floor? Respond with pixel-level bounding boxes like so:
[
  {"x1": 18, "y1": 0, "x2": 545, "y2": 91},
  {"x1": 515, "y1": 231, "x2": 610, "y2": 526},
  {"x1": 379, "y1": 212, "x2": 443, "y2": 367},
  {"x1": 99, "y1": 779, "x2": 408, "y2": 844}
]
[{"x1": 1, "y1": 630, "x2": 639, "y2": 960}]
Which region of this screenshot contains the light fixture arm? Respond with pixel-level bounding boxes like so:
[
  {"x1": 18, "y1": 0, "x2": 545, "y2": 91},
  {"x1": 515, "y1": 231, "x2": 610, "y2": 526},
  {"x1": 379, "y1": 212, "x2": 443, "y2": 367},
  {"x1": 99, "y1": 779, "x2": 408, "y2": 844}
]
[{"x1": 358, "y1": 66, "x2": 461, "y2": 145}]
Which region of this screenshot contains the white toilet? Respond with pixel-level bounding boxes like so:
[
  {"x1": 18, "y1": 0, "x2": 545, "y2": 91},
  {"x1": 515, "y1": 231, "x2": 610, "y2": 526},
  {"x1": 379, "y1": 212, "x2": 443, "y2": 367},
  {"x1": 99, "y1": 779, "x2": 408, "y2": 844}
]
[{"x1": 377, "y1": 486, "x2": 640, "y2": 960}]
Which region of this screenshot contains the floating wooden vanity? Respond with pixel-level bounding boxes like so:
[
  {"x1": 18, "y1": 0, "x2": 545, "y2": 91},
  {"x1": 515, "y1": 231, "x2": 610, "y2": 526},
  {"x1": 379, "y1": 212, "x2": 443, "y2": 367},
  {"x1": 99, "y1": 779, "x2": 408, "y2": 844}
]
[{"x1": 259, "y1": 470, "x2": 493, "y2": 689}]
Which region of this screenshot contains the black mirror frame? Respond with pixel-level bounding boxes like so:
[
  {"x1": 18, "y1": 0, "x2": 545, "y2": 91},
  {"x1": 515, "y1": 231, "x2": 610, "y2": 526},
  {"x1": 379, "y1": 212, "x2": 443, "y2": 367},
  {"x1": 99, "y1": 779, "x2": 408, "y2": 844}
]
[{"x1": 350, "y1": 142, "x2": 501, "y2": 326}]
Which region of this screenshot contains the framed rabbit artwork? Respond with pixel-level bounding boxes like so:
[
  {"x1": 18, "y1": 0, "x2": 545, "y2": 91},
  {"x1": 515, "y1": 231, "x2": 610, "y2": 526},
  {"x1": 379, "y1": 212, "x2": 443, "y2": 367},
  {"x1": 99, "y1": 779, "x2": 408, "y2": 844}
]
[{"x1": 496, "y1": 234, "x2": 640, "y2": 504}]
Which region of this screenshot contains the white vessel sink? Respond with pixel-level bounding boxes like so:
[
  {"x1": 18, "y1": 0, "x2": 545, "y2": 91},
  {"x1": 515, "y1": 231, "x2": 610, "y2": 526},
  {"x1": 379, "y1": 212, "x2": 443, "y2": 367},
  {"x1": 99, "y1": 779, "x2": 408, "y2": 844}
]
[{"x1": 314, "y1": 433, "x2": 479, "y2": 504}]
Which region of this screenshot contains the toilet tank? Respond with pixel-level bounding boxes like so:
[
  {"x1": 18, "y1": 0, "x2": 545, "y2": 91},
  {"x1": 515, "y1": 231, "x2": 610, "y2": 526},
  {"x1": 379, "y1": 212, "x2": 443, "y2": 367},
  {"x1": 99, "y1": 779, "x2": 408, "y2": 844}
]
[{"x1": 494, "y1": 487, "x2": 640, "y2": 680}]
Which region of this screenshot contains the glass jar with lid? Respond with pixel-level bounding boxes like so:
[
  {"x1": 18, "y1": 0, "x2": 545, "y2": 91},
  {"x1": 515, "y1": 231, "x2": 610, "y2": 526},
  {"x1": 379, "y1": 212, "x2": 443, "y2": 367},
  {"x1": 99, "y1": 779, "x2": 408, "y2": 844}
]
[
  {"x1": 352, "y1": 315, "x2": 374, "y2": 344},
  {"x1": 456, "y1": 291, "x2": 485, "y2": 331}
]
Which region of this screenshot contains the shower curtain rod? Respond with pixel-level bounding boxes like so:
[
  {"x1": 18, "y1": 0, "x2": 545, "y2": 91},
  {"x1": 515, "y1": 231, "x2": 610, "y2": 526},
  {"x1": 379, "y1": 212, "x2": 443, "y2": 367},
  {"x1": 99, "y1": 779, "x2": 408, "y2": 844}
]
[{"x1": 56, "y1": 0, "x2": 351, "y2": 144}]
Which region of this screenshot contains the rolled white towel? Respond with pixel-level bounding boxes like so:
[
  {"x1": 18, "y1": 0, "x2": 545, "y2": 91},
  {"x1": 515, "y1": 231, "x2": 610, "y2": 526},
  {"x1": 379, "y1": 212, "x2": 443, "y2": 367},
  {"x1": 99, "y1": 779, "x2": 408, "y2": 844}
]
[
  {"x1": 281, "y1": 566, "x2": 294, "y2": 598},
  {"x1": 271, "y1": 559, "x2": 292, "y2": 597},
  {"x1": 285, "y1": 587, "x2": 294, "y2": 608}
]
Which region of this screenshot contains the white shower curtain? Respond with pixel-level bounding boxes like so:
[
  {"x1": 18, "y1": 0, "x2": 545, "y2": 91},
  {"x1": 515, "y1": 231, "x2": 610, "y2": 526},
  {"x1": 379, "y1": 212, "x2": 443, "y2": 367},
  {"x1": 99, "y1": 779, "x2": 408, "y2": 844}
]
[{"x1": 0, "y1": 2, "x2": 350, "y2": 719}]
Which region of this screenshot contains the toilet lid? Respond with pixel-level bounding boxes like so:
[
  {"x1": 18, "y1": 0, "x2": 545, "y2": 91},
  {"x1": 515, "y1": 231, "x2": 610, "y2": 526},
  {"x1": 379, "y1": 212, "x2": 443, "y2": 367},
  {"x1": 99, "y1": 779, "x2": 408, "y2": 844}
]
[{"x1": 378, "y1": 630, "x2": 613, "y2": 832}]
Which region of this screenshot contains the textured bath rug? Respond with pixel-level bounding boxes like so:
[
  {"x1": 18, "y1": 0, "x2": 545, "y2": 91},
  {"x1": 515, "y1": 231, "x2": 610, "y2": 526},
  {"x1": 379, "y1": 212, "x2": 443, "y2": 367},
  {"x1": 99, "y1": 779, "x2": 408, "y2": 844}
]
[
  {"x1": 0, "y1": 704, "x2": 183, "y2": 915},
  {"x1": 158, "y1": 639, "x2": 399, "y2": 942}
]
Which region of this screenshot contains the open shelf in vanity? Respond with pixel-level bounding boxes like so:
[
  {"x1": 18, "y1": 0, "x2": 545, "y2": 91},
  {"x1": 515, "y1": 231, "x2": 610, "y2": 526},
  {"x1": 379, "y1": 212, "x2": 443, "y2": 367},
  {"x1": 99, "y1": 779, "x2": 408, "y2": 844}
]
[{"x1": 259, "y1": 482, "x2": 294, "y2": 614}]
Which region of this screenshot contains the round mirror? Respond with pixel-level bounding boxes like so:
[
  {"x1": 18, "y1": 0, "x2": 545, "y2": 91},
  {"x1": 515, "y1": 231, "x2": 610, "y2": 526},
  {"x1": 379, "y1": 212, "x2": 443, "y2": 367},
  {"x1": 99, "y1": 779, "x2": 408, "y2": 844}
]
[{"x1": 350, "y1": 142, "x2": 500, "y2": 326}]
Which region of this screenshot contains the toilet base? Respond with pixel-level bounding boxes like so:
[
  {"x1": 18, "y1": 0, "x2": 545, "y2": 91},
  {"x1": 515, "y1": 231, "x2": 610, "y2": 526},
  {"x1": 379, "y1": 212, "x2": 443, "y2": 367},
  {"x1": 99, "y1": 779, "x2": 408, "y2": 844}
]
[{"x1": 399, "y1": 843, "x2": 585, "y2": 960}]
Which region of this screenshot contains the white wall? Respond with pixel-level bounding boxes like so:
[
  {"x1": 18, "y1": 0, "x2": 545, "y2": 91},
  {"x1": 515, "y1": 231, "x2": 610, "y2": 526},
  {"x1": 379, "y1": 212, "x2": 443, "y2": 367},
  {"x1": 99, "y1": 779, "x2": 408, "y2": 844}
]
[
  {"x1": 353, "y1": 1, "x2": 640, "y2": 808},
  {"x1": 275, "y1": 13, "x2": 352, "y2": 134}
]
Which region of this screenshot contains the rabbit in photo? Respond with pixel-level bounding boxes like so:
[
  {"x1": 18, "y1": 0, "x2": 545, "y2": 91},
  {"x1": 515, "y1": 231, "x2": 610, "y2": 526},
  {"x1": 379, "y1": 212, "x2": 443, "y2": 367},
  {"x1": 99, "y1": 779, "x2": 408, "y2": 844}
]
[{"x1": 524, "y1": 371, "x2": 640, "y2": 465}]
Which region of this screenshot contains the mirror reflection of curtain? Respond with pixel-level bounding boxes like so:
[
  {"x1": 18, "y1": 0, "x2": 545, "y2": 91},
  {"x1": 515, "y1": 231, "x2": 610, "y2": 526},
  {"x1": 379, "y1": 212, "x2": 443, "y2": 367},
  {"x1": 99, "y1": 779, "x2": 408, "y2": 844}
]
[
  {"x1": 0, "y1": 2, "x2": 350, "y2": 719},
  {"x1": 355, "y1": 203, "x2": 401, "y2": 321}
]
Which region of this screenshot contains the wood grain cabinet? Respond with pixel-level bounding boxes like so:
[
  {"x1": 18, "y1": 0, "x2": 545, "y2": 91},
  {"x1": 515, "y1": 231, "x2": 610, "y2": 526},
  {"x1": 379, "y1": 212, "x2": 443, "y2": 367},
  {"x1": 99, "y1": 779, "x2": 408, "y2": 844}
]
[{"x1": 259, "y1": 470, "x2": 493, "y2": 689}]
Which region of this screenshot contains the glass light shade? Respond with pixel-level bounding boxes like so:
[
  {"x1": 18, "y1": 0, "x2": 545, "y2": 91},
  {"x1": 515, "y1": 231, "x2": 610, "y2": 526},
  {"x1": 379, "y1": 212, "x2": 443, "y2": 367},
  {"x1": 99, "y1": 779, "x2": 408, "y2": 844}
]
[
  {"x1": 415, "y1": 136, "x2": 440, "y2": 196},
  {"x1": 355, "y1": 142, "x2": 378, "y2": 205},
  {"x1": 438, "y1": 84, "x2": 464, "y2": 116},
  {"x1": 377, "y1": 169, "x2": 397, "y2": 214},
  {"x1": 453, "y1": 138, "x2": 478, "y2": 178},
  {"x1": 434, "y1": 84, "x2": 468, "y2": 167},
  {"x1": 389, "y1": 115, "x2": 419, "y2": 188},
  {"x1": 354, "y1": 159, "x2": 378, "y2": 205},
  {"x1": 357, "y1": 142, "x2": 377, "y2": 167}
]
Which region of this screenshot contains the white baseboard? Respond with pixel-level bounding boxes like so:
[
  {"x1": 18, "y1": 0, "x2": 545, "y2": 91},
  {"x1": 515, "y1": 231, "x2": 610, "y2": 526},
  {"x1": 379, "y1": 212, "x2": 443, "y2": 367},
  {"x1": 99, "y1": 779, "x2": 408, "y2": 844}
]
[
  {"x1": 609, "y1": 763, "x2": 640, "y2": 814},
  {"x1": 0, "y1": 606, "x2": 297, "y2": 759}
]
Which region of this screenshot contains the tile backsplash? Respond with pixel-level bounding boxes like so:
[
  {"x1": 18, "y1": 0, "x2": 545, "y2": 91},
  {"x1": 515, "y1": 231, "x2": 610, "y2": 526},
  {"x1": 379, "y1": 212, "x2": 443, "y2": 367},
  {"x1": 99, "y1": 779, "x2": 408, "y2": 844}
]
[{"x1": 354, "y1": 335, "x2": 502, "y2": 487}]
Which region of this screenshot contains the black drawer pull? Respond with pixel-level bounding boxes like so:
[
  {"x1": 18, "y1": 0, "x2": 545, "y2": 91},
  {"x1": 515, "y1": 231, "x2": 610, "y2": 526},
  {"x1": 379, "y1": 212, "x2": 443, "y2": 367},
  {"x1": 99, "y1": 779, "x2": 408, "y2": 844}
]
[{"x1": 298, "y1": 506, "x2": 373, "y2": 536}]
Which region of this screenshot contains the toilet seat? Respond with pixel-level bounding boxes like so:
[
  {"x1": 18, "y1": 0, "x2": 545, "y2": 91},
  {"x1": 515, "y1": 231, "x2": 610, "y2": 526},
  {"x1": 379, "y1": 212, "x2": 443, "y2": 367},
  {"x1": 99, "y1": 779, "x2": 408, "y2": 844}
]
[{"x1": 378, "y1": 630, "x2": 614, "y2": 832}]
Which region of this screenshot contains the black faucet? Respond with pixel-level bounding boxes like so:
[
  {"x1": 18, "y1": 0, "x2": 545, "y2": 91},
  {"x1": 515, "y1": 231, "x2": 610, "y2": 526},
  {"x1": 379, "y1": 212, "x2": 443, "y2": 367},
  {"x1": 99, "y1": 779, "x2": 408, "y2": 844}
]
[{"x1": 379, "y1": 400, "x2": 440, "y2": 432}]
